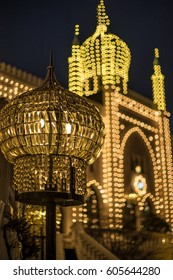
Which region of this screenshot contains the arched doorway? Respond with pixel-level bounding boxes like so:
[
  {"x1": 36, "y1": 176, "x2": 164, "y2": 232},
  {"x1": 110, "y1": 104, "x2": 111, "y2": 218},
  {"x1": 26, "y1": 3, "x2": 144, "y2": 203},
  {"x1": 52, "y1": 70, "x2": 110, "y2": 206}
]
[{"x1": 123, "y1": 130, "x2": 155, "y2": 196}]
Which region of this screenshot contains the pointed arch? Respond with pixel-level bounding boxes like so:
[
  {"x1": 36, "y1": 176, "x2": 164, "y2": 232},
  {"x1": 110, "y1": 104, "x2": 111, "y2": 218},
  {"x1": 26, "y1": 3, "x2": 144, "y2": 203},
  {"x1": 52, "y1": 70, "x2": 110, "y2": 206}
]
[
  {"x1": 121, "y1": 127, "x2": 156, "y2": 163},
  {"x1": 120, "y1": 127, "x2": 157, "y2": 209}
]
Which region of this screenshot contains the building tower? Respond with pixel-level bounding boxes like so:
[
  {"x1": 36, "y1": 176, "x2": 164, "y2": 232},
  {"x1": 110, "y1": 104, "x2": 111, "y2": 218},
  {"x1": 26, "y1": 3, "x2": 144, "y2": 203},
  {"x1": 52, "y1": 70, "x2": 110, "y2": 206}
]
[
  {"x1": 151, "y1": 48, "x2": 166, "y2": 111},
  {"x1": 68, "y1": 0, "x2": 173, "y2": 231}
]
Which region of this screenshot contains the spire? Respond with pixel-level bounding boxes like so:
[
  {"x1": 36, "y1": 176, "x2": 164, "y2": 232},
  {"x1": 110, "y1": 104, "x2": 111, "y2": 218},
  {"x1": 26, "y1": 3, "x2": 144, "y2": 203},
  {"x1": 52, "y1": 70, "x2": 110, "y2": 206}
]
[
  {"x1": 42, "y1": 50, "x2": 59, "y2": 86},
  {"x1": 49, "y1": 49, "x2": 53, "y2": 67},
  {"x1": 153, "y1": 48, "x2": 159, "y2": 66},
  {"x1": 151, "y1": 48, "x2": 166, "y2": 111},
  {"x1": 97, "y1": 0, "x2": 110, "y2": 26}
]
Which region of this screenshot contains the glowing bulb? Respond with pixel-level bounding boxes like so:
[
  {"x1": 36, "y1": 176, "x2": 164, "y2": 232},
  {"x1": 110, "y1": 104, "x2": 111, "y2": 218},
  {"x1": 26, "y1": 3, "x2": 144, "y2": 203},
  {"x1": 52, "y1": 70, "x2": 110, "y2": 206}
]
[
  {"x1": 39, "y1": 211, "x2": 45, "y2": 216},
  {"x1": 66, "y1": 123, "x2": 72, "y2": 134},
  {"x1": 135, "y1": 165, "x2": 142, "y2": 174},
  {"x1": 40, "y1": 118, "x2": 45, "y2": 128}
]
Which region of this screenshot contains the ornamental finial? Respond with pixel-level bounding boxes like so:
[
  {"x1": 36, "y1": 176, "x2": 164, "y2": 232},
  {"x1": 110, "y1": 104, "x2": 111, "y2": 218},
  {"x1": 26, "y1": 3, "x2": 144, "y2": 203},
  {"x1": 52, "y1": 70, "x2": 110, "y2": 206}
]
[
  {"x1": 154, "y1": 48, "x2": 159, "y2": 59},
  {"x1": 75, "y1": 24, "x2": 80, "y2": 36},
  {"x1": 49, "y1": 49, "x2": 53, "y2": 67},
  {"x1": 153, "y1": 48, "x2": 160, "y2": 66},
  {"x1": 97, "y1": 0, "x2": 110, "y2": 26}
]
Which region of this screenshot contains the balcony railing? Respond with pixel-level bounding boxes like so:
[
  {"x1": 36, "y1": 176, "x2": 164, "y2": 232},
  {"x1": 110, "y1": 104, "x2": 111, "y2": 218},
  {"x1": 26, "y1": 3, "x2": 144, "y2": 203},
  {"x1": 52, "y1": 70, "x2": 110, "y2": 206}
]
[
  {"x1": 86, "y1": 227, "x2": 173, "y2": 260},
  {"x1": 72, "y1": 222, "x2": 118, "y2": 260}
]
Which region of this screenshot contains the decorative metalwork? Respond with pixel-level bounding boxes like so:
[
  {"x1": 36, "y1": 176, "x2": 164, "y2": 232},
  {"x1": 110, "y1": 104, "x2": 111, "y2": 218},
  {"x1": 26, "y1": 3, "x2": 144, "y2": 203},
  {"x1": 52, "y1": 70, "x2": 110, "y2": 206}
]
[{"x1": 0, "y1": 57, "x2": 105, "y2": 206}]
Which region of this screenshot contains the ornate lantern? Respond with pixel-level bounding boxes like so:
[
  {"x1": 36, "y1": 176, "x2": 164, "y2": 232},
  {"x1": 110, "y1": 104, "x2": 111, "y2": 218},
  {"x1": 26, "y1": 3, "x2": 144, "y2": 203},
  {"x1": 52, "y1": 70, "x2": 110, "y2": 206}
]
[{"x1": 0, "y1": 57, "x2": 105, "y2": 207}]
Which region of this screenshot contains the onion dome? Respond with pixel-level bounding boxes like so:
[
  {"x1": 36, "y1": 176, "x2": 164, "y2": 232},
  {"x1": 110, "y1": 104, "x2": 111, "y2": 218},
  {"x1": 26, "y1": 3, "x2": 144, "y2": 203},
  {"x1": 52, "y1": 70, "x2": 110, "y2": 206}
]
[
  {"x1": 68, "y1": 0, "x2": 131, "y2": 96},
  {"x1": 0, "y1": 55, "x2": 105, "y2": 206},
  {"x1": 81, "y1": 0, "x2": 131, "y2": 95}
]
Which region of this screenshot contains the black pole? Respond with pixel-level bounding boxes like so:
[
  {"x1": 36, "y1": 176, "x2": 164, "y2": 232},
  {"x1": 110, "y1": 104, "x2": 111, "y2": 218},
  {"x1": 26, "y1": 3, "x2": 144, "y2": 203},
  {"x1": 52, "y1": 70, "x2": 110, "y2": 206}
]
[{"x1": 46, "y1": 203, "x2": 56, "y2": 259}]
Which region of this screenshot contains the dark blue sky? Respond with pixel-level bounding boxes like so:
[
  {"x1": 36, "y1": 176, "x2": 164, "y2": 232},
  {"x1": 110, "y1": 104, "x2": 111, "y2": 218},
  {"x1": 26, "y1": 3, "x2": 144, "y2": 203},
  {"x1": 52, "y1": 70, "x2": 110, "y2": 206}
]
[{"x1": 1, "y1": 0, "x2": 173, "y2": 128}]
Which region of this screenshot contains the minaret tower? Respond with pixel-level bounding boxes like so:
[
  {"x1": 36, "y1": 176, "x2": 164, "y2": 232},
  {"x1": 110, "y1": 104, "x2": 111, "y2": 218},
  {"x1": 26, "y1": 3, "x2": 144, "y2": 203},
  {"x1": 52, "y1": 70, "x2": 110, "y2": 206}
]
[
  {"x1": 68, "y1": 24, "x2": 83, "y2": 96},
  {"x1": 151, "y1": 48, "x2": 166, "y2": 111},
  {"x1": 151, "y1": 48, "x2": 173, "y2": 230}
]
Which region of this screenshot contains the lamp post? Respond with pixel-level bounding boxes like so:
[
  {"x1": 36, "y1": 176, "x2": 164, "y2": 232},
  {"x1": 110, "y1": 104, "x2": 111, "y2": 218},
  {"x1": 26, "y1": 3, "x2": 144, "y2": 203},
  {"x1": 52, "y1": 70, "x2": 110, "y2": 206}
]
[{"x1": 0, "y1": 54, "x2": 105, "y2": 259}]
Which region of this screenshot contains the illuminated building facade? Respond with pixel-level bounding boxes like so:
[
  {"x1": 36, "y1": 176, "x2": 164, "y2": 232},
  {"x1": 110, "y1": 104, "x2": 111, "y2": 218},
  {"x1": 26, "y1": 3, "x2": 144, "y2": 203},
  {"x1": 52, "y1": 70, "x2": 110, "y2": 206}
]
[
  {"x1": 1, "y1": 1, "x2": 173, "y2": 260},
  {"x1": 69, "y1": 0, "x2": 173, "y2": 231}
]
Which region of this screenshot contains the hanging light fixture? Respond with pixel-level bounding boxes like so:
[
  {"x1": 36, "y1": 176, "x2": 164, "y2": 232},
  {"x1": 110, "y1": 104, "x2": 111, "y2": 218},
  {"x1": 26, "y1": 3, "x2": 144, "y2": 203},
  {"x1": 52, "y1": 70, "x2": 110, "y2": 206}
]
[{"x1": 0, "y1": 55, "x2": 105, "y2": 207}]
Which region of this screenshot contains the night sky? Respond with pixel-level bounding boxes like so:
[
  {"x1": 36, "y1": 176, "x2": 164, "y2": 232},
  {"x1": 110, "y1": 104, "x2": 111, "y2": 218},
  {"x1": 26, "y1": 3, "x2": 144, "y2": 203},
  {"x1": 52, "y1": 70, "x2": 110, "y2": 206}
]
[{"x1": 1, "y1": 0, "x2": 173, "y2": 130}]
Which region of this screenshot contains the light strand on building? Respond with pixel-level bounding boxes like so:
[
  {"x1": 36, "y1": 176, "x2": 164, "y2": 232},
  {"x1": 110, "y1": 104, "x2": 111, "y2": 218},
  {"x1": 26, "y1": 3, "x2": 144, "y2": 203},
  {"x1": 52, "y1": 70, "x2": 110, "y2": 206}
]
[
  {"x1": 68, "y1": 24, "x2": 84, "y2": 96},
  {"x1": 163, "y1": 116, "x2": 173, "y2": 229}
]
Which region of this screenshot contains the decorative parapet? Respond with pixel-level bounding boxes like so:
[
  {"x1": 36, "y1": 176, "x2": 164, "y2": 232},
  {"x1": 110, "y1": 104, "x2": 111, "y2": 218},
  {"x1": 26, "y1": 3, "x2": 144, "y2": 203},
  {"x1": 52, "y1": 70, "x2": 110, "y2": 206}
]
[
  {"x1": 0, "y1": 62, "x2": 42, "y2": 85},
  {"x1": 0, "y1": 61, "x2": 43, "y2": 100}
]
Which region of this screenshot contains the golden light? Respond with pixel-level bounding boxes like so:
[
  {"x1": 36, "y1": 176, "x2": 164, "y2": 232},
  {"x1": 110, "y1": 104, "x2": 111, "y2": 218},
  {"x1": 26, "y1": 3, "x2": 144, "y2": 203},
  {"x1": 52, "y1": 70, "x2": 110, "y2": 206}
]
[
  {"x1": 65, "y1": 123, "x2": 72, "y2": 134},
  {"x1": 135, "y1": 165, "x2": 142, "y2": 174}
]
